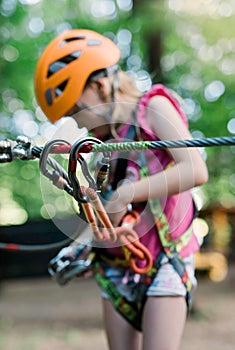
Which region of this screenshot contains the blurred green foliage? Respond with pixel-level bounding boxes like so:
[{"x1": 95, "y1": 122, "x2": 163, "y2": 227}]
[{"x1": 1, "y1": 0, "x2": 235, "y2": 224}]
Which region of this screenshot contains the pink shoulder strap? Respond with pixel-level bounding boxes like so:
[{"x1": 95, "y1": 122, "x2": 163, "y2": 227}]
[{"x1": 137, "y1": 84, "x2": 188, "y2": 131}]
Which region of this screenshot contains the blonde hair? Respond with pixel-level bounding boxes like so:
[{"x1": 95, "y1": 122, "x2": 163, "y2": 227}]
[
  {"x1": 111, "y1": 71, "x2": 142, "y2": 127},
  {"x1": 116, "y1": 71, "x2": 143, "y2": 102}
]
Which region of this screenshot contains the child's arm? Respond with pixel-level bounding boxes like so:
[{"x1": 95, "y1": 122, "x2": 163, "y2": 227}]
[{"x1": 106, "y1": 95, "x2": 208, "y2": 226}]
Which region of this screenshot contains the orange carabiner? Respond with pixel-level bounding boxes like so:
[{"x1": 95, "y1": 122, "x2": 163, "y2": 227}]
[
  {"x1": 121, "y1": 210, "x2": 140, "y2": 228},
  {"x1": 129, "y1": 241, "x2": 153, "y2": 274},
  {"x1": 117, "y1": 218, "x2": 153, "y2": 274},
  {"x1": 117, "y1": 227, "x2": 145, "y2": 259}
]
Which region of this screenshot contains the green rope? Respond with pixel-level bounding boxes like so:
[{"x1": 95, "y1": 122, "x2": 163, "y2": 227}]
[{"x1": 91, "y1": 136, "x2": 235, "y2": 153}]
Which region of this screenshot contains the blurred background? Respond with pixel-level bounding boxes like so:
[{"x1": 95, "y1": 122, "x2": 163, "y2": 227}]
[{"x1": 0, "y1": 0, "x2": 235, "y2": 349}]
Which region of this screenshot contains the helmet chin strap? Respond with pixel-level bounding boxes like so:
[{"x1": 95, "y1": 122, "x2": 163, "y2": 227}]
[{"x1": 104, "y1": 69, "x2": 119, "y2": 123}]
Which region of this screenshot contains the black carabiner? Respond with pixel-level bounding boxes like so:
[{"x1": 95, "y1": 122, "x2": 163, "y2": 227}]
[{"x1": 68, "y1": 137, "x2": 110, "y2": 202}]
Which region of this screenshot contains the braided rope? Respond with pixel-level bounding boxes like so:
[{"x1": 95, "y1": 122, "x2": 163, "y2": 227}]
[{"x1": 91, "y1": 136, "x2": 235, "y2": 153}]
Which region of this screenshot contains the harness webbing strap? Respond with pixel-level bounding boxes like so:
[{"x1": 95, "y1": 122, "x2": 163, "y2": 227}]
[
  {"x1": 146, "y1": 194, "x2": 193, "y2": 293},
  {"x1": 145, "y1": 189, "x2": 193, "y2": 253},
  {"x1": 94, "y1": 260, "x2": 157, "y2": 331},
  {"x1": 139, "y1": 161, "x2": 193, "y2": 297}
]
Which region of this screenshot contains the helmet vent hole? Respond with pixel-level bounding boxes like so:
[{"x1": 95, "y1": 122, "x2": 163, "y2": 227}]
[
  {"x1": 47, "y1": 51, "x2": 82, "y2": 77},
  {"x1": 45, "y1": 88, "x2": 53, "y2": 106},
  {"x1": 45, "y1": 79, "x2": 68, "y2": 106},
  {"x1": 55, "y1": 79, "x2": 69, "y2": 96},
  {"x1": 60, "y1": 36, "x2": 86, "y2": 46},
  {"x1": 87, "y1": 39, "x2": 102, "y2": 46},
  {"x1": 48, "y1": 61, "x2": 66, "y2": 77}
]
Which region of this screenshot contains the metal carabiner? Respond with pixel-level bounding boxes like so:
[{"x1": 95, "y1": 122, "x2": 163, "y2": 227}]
[
  {"x1": 0, "y1": 139, "x2": 12, "y2": 163},
  {"x1": 68, "y1": 137, "x2": 110, "y2": 202},
  {"x1": 39, "y1": 139, "x2": 73, "y2": 196}
]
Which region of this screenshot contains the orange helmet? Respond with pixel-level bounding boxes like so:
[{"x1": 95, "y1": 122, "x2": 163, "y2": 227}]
[{"x1": 34, "y1": 29, "x2": 120, "y2": 123}]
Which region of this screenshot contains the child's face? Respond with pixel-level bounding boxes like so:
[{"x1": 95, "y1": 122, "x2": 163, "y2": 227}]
[{"x1": 66, "y1": 84, "x2": 111, "y2": 136}]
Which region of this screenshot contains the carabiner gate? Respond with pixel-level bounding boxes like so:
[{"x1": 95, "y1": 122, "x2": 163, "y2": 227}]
[{"x1": 68, "y1": 137, "x2": 111, "y2": 202}]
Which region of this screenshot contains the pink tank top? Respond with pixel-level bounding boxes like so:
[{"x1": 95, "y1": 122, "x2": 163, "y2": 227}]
[{"x1": 106, "y1": 84, "x2": 199, "y2": 262}]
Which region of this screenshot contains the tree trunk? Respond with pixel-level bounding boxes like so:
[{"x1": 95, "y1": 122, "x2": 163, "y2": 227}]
[{"x1": 132, "y1": 0, "x2": 163, "y2": 82}]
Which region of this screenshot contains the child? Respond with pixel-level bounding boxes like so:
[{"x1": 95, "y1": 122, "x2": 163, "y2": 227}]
[{"x1": 34, "y1": 29, "x2": 208, "y2": 350}]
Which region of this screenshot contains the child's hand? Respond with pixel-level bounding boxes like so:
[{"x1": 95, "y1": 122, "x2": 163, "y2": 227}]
[{"x1": 104, "y1": 188, "x2": 129, "y2": 227}]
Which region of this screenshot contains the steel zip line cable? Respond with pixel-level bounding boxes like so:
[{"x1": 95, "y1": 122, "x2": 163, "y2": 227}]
[{"x1": 90, "y1": 136, "x2": 235, "y2": 153}]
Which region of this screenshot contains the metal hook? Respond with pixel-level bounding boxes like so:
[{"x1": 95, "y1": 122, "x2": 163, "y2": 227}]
[
  {"x1": 68, "y1": 137, "x2": 110, "y2": 202},
  {"x1": 39, "y1": 139, "x2": 73, "y2": 195}
]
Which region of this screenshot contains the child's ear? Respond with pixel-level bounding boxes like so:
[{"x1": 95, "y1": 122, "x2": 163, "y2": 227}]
[{"x1": 91, "y1": 78, "x2": 111, "y2": 99}]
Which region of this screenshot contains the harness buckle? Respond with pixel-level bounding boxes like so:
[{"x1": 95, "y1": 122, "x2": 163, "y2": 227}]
[
  {"x1": 48, "y1": 239, "x2": 94, "y2": 285},
  {"x1": 167, "y1": 249, "x2": 185, "y2": 277}
]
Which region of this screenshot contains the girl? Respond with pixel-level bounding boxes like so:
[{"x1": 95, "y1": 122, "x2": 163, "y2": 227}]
[{"x1": 35, "y1": 29, "x2": 208, "y2": 350}]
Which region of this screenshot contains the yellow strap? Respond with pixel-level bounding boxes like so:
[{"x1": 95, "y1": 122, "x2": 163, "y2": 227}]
[
  {"x1": 140, "y1": 162, "x2": 193, "y2": 253},
  {"x1": 121, "y1": 246, "x2": 132, "y2": 261},
  {"x1": 99, "y1": 254, "x2": 130, "y2": 267}
]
